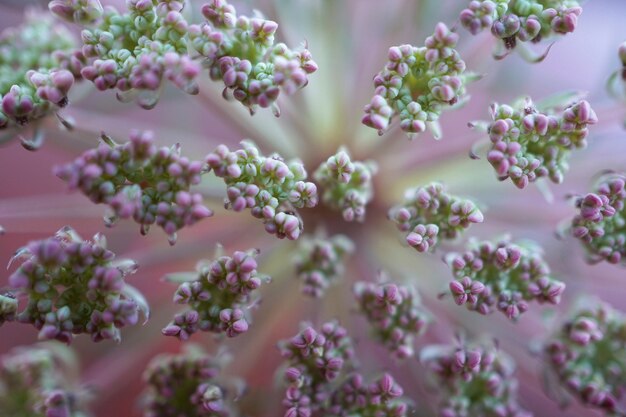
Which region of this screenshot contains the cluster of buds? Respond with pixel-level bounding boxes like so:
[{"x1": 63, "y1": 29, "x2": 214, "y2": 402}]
[
  {"x1": 422, "y1": 340, "x2": 531, "y2": 417},
  {"x1": 445, "y1": 238, "x2": 565, "y2": 320},
  {"x1": 162, "y1": 248, "x2": 269, "y2": 340},
  {"x1": 362, "y1": 23, "x2": 475, "y2": 139},
  {"x1": 206, "y1": 141, "x2": 317, "y2": 240},
  {"x1": 460, "y1": 0, "x2": 582, "y2": 58},
  {"x1": 5, "y1": 227, "x2": 147, "y2": 343},
  {"x1": 55, "y1": 130, "x2": 212, "y2": 245},
  {"x1": 0, "y1": 11, "x2": 83, "y2": 144},
  {"x1": 143, "y1": 346, "x2": 236, "y2": 417},
  {"x1": 293, "y1": 233, "x2": 354, "y2": 297},
  {"x1": 55, "y1": 0, "x2": 201, "y2": 109},
  {"x1": 388, "y1": 182, "x2": 483, "y2": 253},
  {"x1": 543, "y1": 301, "x2": 626, "y2": 415},
  {"x1": 196, "y1": 0, "x2": 317, "y2": 115},
  {"x1": 570, "y1": 173, "x2": 626, "y2": 265},
  {"x1": 0, "y1": 344, "x2": 91, "y2": 417},
  {"x1": 478, "y1": 96, "x2": 597, "y2": 188},
  {"x1": 353, "y1": 278, "x2": 429, "y2": 359},
  {"x1": 325, "y1": 373, "x2": 408, "y2": 417},
  {"x1": 278, "y1": 321, "x2": 354, "y2": 417},
  {"x1": 52, "y1": 0, "x2": 315, "y2": 111},
  {"x1": 313, "y1": 149, "x2": 377, "y2": 222}
]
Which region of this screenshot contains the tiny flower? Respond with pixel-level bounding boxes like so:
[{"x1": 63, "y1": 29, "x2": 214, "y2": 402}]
[
  {"x1": 314, "y1": 149, "x2": 377, "y2": 222},
  {"x1": 389, "y1": 182, "x2": 483, "y2": 252},
  {"x1": 5, "y1": 227, "x2": 147, "y2": 344},
  {"x1": 363, "y1": 22, "x2": 476, "y2": 139},
  {"x1": 445, "y1": 238, "x2": 565, "y2": 320},
  {"x1": 49, "y1": 0, "x2": 104, "y2": 25},
  {"x1": 162, "y1": 248, "x2": 269, "y2": 340}
]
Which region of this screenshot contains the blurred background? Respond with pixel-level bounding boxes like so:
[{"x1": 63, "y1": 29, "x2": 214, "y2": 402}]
[{"x1": 1, "y1": 0, "x2": 625, "y2": 415}]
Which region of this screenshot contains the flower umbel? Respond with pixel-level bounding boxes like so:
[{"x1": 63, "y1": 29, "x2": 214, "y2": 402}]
[
  {"x1": 162, "y1": 248, "x2": 269, "y2": 340},
  {"x1": 543, "y1": 301, "x2": 626, "y2": 415},
  {"x1": 0, "y1": 343, "x2": 91, "y2": 417},
  {"x1": 278, "y1": 321, "x2": 409, "y2": 417},
  {"x1": 460, "y1": 0, "x2": 583, "y2": 60},
  {"x1": 55, "y1": 130, "x2": 212, "y2": 245},
  {"x1": 325, "y1": 373, "x2": 408, "y2": 417},
  {"x1": 0, "y1": 10, "x2": 83, "y2": 148},
  {"x1": 293, "y1": 233, "x2": 354, "y2": 297},
  {"x1": 143, "y1": 345, "x2": 237, "y2": 417},
  {"x1": 313, "y1": 149, "x2": 377, "y2": 222},
  {"x1": 6, "y1": 227, "x2": 147, "y2": 343},
  {"x1": 445, "y1": 238, "x2": 565, "y2": 320},
  {"x1": 475, "y1": 95, "x2": 597, "y2": 188},
  {"x1": 388, "y1": 182, "x2": 483, "y2": 253},
  {"x1": 198, "y1": 0, "x2": 317, "y2": 115},
  {"x1": 279, "y1": 321, "x2": 354, "y2": 417},
  {"x1": 206, "y1": 140, "x2": 317, "y2": 240},
  {"x1": 362, "y1": 22, "x2": 476, "y2": 139},
  {"x1": 422, "y1": 340, "x2": 531, "y2": 417},
  {"x1": 570, "y1": 172, "x2": 626, "y2": 265},
  {"x1": 354, "y1": 277, "x2": 429, "y2": 359},
  {"x1": 57, "y1": 0, "x2": 316, "y2": 111}
]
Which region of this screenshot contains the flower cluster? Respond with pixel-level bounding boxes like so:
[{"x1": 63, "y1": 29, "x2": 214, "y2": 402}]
[
  {"x1": 460, "y1": 0, "x2": 582, "y2": 58},
  {"x1": 5, "y1": 227, "x2": 147, "y2": 343},
  {"x1": 279, "y1": 321, "x2": 354, "y2": 417},
  {"x1": 353, "y1": 279, "x2": 428, "y2": 359},
  {"x1": 445, "y1": 238, "x2": 565, "y2": 320},
  {"x1": 55, "y1": 130, "x2": 212, "y2": 245},
  {"x1": 279, "y1": 321, "x2": 409, "y2": 417},
  {"x1": 143, "y1": 346, "x2": 235, "y2": 417},
  {"x1": 478, "y1": 96, "x2": 597, "y2": 188},
  {"x1": 0, "y1": 344, "x2": 91, "y2": 417},
  {"x1": 162, "y1": 248, "x2": 269, "y2": 340},
  {"x1": 362, "y1": 22, "x2": 475, "y2": 139},
  {"x1": 570, "y1": 173, "x2": 626, "y2": 265},
  {"x1": 206, "y1": 140, "x2": 317, "y2": 240},
  {"x1": 543, "y1": 301, "x2": 626, "y2": 415},
  {"x1": 388, "y1": 182, "x2": 483, "y2": 253},
  {"x1": 55, "y1": 0, "x2": 201, "y2": 109},
  {"x1": 422, "y1": 340, "x2": 531, "y2": 417},
  {"x1": 197, "y1": 0, "x2": 317, "y2": 115},
  {"x1": 53, "y1": 0, "x2": 315, "y2": 111},
  {"x1": 325, "y1": 373, "x2": 408, "y2": 417},
  {"x1": 0, "y1": 11, "x2": 83, "y2": 146},
  {"x1": 313, "y1": 149, "x2": 377, "y2": 222},
  {"x1": 293, "y1": 233, "x2": 354, "y2": 297}
]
